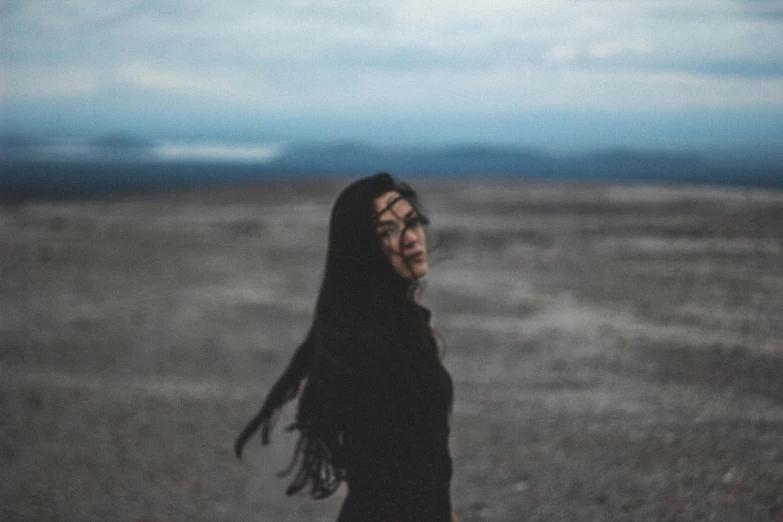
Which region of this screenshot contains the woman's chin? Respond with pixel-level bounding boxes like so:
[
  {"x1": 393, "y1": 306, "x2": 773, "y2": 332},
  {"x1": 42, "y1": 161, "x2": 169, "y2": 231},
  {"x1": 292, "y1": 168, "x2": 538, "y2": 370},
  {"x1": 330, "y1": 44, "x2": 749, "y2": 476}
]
[{"x1": 410, "y1": 261, "x2": 428, "y2": 279}]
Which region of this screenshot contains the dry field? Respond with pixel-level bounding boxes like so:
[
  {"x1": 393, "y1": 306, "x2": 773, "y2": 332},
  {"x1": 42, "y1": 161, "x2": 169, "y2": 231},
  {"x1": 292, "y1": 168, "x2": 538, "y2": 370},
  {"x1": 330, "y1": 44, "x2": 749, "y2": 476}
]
[{"x1": 2, "y1": 178, "x2": 782, "y2": 521}]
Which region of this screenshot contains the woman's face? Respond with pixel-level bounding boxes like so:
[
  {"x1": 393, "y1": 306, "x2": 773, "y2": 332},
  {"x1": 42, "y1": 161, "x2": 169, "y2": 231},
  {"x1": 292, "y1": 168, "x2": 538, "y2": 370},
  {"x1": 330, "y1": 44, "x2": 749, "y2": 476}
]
[{"x1": 373, "y1": 191, "x2": 428, "y2": 280}]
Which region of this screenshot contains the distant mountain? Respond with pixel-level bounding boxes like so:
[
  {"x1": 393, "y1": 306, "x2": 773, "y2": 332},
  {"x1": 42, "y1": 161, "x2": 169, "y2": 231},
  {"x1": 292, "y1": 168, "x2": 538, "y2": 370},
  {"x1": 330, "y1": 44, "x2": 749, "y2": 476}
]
[
  {"x1": 574, "y1": 147, "x2": 709, "y2": 181},
  {"x1": 268, "y1": 142, "x2": 713, "y2": 179},
  {"x1": 1, "y1": 135, "x2": 781, "y2": 200},
  {"x1": 582, "y1": 147, "x2": 705, "y2": 165},
  {"x1": 267, "y1": 142, "x2": 553, "y2": 176},
  {"x1": 89, "y1": 133, "x2": 155, "y2": 150},
  {"x1": 0, "y1": 133, "x2": 48, "y2": 148}
]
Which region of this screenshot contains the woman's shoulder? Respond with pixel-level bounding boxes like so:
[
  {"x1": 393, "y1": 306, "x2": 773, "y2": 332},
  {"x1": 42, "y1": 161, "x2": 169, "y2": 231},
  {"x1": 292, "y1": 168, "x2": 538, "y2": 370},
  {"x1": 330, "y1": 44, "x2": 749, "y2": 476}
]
[{"x1": 313, "y1": 301, "x2": 431, "y2": 362}]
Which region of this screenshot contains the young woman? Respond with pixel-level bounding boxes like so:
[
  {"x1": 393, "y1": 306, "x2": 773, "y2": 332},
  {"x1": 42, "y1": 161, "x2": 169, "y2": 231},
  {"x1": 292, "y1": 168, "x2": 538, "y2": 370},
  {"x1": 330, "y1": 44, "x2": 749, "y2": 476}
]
[{"x1": 234, "y1": 173, "x2": 456, "y2": 521}]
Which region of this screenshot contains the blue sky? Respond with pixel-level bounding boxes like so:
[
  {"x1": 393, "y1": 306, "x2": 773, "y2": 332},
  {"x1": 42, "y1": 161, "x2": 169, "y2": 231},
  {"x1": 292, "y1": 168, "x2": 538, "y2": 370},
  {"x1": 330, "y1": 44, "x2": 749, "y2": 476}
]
[{"x1": 2, "y1": 0, "x2": 783, "y2": 152}]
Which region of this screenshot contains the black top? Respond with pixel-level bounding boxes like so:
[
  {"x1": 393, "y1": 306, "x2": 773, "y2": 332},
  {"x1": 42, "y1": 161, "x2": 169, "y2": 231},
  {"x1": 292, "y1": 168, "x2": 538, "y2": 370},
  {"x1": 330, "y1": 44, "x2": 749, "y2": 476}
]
[{"x1": 322, "y1": 308, "x2": 454, "y2": 521}]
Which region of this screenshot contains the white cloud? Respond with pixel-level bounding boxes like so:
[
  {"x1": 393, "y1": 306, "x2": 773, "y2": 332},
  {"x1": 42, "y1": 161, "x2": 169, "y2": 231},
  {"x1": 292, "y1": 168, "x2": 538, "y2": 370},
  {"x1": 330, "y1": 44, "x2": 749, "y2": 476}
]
[
  {"x1": 2, "y1": 0, "x2": 782, "y2": 114},
  {"x1": 543, "y1": 40, "x2": 651, "y2": 63},
  {"x1": 544, "y1": 45, "x2": 580, "y2": 63},
  {"x1": 118, "y1": 61, "x2": 780, "y2": 113},
  {"x1": 588, "y1": 40, "x2": 651, "y2": 60},
  {"x1": 2, "y1": 65, "x2": 100, "y2": 99},
  {"x1": 154, "y1": 141, "x2": 285, "y2": 162},
  {"x1": 118, "y1": 63, "x2": 217, "y2": 94},
  {"x1": 114, "y1": 62, "x2": 307, "y2": 106},
  {"x1": 404, "y1": 65, "x2": 783, "y2": 112}
]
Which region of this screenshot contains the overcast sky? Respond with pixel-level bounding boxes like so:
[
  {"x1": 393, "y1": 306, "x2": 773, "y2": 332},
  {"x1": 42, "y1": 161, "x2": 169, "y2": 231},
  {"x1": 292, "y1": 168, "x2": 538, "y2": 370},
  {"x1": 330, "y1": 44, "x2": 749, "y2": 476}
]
[{"x1": 3, "y1": 0, "x2": 783, "y2": 150}]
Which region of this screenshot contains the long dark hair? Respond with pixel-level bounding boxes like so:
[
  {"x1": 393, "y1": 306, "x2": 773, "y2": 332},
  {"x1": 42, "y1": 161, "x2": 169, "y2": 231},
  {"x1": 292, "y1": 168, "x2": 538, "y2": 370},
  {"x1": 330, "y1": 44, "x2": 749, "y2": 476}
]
[{"x1": 234, "y1": 173, "x2": 450, "y2": 498}]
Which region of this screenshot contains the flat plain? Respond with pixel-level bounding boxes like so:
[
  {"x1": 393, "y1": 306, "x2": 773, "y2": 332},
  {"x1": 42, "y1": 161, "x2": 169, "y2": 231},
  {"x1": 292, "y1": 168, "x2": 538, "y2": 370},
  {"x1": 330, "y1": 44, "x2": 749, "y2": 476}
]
[{"x1": 2, "y1": 178, "x2": 782, "y2": 521}]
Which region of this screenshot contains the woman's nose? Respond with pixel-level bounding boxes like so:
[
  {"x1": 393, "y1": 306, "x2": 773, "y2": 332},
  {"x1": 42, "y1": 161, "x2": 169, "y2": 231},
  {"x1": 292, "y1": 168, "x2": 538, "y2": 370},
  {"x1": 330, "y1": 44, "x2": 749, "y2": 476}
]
[{"x1": 401, "y1": 227, "x2": 419, "y2": 248}]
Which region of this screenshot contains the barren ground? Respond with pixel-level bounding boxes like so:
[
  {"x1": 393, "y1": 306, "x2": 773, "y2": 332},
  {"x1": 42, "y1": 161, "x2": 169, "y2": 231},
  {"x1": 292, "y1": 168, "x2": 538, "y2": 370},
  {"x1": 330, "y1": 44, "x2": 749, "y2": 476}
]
[{"x1": 2, "y1": 178, "x2": 782, "y2": 521}]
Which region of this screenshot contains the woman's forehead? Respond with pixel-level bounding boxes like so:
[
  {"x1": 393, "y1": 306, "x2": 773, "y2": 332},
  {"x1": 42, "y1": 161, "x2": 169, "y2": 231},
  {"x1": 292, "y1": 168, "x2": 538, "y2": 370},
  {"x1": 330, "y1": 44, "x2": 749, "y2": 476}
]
[{"x1": 373, "y1": 191, "x2": 413, "y2": 221}]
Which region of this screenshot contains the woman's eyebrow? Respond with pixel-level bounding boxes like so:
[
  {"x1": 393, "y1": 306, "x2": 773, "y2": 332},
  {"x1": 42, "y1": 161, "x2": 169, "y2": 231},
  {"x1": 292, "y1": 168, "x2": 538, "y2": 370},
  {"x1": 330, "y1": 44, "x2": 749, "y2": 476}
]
[{"x1": 372, "y1": 195, "x2": 405, "y2": 219}]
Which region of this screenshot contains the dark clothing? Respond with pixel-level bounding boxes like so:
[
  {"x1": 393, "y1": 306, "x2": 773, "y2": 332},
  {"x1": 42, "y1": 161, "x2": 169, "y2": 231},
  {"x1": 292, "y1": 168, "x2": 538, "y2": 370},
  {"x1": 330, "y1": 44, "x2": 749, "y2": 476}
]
[
  {"x1": 336, "y1": 365, "x2": 453, "y2": 521},
  {"x1": 338, "y1": 474, "x2": 451, "y2": 521},
  {"x1": 324, "y1": 308, "x2": 454, "y2": 521}
]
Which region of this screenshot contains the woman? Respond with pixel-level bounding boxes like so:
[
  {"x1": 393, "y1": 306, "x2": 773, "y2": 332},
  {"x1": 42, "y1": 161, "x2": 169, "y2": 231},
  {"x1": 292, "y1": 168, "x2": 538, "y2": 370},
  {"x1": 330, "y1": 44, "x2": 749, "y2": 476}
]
[{"x1": 235, "y1": 173, "x2": 456, "y2": 521}]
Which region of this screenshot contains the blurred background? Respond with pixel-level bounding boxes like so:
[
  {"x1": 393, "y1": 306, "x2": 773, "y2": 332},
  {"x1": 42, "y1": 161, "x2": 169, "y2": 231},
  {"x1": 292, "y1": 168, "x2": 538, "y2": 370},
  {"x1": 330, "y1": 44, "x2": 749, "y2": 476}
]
[
  {"x1": 2, "y1": 2, "x2": 783, "y2": 521},
  {"x1": 2, "y1": 0, "x2": 782, "y2": 196}
]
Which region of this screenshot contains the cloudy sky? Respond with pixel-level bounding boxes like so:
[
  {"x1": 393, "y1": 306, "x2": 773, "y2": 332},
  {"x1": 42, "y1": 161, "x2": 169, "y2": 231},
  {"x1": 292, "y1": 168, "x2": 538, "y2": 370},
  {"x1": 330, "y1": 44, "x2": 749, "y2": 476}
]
[{"x1": 3, "y1": 0, "x2": 783, "y2": 151}]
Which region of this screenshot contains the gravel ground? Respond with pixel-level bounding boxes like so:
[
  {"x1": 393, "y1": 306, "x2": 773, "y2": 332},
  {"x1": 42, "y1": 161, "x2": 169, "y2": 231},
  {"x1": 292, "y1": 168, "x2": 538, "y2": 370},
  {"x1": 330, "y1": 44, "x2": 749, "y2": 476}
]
[{"x1": 2, "y1": 178, "x2": 782, "y2": 521}]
